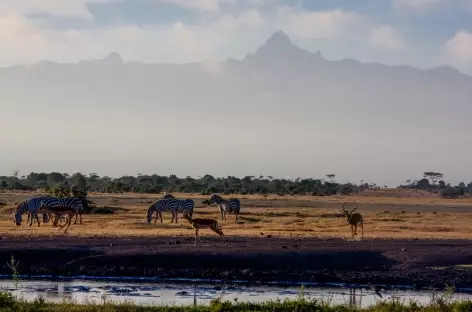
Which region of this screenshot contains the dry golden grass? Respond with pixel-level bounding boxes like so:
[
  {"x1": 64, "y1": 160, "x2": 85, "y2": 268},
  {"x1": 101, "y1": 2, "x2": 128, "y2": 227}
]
[{"x1": 1, "y1": 189, "x2": 472, "y2": 239}]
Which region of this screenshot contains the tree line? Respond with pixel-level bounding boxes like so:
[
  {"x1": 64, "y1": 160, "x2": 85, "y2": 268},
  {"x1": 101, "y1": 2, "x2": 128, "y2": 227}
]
[
  {"x1": 1, "y1": 171, "x2": 470, "y2": 199},
  {"x1": 0, "y1": 171, "x2": 363, "y2": 196}
]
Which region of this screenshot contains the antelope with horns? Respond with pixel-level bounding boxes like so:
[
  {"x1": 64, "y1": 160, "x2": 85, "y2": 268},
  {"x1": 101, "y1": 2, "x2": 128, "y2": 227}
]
[{"x1": 341, "y1": 201, "x2": 364, "y2": 239}]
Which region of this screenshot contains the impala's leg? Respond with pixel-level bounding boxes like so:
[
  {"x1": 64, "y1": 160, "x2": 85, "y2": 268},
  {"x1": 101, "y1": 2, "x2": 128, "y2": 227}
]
[
  {"x1": 212, "y1": 225, "x2": 227, "y2": 243},
  {"x1": 361, "y1": 221, "x2": 364, "y2": 238},
  {"x1": 57, "y1": 215, "x2": 65, "y2": 230},
  {"x1": 351, "y1": 224, "x2": 354, "y2": 239},
  {"x1": 63, "y1": 214, "x2": 72, "y2": 234},
  {"x1": 53, "y1": 215, "x2": 61, "y2": 227},
  {"x1": 354, "y1": 224, "x2": 358, "y2": 236}
]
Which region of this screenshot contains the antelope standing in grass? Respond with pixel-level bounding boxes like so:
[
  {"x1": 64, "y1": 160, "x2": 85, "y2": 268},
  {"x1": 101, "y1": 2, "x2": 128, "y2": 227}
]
[
  {"x1": 38, "y1": 205, "x2": 78, "y2": 234},
  {"x1": 181, "y1": 212, "x2": 228, "y2": 246},
  {"x1": 341, "y1": 201, "x2": 364, "y2": 239}
]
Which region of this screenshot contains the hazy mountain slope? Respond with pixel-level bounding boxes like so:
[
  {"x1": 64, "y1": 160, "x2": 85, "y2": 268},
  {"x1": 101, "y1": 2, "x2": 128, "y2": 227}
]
[{"x1": 1, "y1": 31, "x2": 471, "y2": 184}]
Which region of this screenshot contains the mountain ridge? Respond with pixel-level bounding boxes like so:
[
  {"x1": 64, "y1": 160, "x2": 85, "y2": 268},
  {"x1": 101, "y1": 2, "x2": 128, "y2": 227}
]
[{"x1": 5, "y1": 31, "x2": 469, "y2": 79}]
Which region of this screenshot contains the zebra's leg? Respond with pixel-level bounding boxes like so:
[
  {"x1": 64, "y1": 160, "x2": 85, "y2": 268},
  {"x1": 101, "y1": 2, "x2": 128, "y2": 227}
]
[
  {"x1": 34, "y1": 212, "x2": 41, "y2": 227},
  {"x1": 194, "y1": 228, "x2": 198, "y2": 245},
  {"x1": 27, "y1": 212, "x2": 31, "y2": 224},
  {"x1": 175, "y1": 211, "x2": 178, "y2": 224},
  {"x1": 154, "y1": 211, "x2": 159, "y2": 224},
  {"x1": 79, "y1": 211, "x2": 83, "y2": 225},
  {"x1": 159, "y1": 211, "x2": 163, "y2": 223},
  {"x1": 29, "y1": 212, "x2": 34, "y2": 226}
]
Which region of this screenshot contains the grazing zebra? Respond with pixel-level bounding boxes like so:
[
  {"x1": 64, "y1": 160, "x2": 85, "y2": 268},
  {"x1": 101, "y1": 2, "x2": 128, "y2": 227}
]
[
  {"x1": 14, "y1": 196, "x2": 55, "y2": 227},
  {"x1": 209, "y1": 194, "x2": 241, "y2": 222},
  {"x1": 40, "y1": 197, "x2": 85, "y2": 226},
  {"x1": 146, "y1": 198, "x2": 180, "y2": 224}
]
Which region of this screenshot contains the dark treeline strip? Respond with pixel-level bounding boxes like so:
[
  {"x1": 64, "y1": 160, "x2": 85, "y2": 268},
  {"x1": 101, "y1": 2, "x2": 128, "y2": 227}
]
[{"x1": 0, "y1": 171, "x2": 471, "y2": 198}]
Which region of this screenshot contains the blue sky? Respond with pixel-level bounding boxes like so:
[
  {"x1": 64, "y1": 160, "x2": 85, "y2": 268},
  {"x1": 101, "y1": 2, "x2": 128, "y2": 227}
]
[{"x1": 0, "y1": 0, "x2": 471, "y2": 74}]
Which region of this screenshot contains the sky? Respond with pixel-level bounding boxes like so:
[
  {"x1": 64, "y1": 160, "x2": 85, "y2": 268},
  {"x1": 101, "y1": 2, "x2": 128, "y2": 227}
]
[
  {"x1": 1, "y1": 0, "x2": 472, "y2": 187},
  {"x1": 0, "y1": 0, "x2": 471, "y2": 74}
]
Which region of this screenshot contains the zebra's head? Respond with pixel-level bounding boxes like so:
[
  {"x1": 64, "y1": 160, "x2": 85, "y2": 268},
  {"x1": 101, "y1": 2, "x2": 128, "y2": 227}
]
[
  {"x1": 209, "y1": 194, "x2": 223, "y2": 205},
  {"x1": 181, "y1": 212, "x2": 192, "y2": 222},
  {"x1": 13, "y1": 202, "x2": 25, "y2": 226},
  {"x1": 162, "y1": 193, "x2": 175, "y2": 200},
  {"x1": 146, "y1": 205, "x2": 154, "y2": 224}
]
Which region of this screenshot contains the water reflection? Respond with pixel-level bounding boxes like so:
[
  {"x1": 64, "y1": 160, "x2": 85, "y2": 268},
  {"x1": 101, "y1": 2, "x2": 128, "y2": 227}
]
[{"x1": 0, "y1": 279, "x2": 470, "y2": 308}]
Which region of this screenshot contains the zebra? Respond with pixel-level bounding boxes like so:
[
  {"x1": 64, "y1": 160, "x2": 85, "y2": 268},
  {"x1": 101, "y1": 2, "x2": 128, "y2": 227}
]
[
  {"x1": 146, "y1": 198, "x2": 180, "y2": 224},
  {"x1": 177, "y1": 199, "x2": 194, "y2": 219},
  {"x1": 39, "y1": 197, "x2": 85, "y2": 226},
  {"x1": 208, "y1": 194, "x2": 241, "y2": 222},
  {"x1": 14, "y1": 196, "x2": 56, "y2": 227}
]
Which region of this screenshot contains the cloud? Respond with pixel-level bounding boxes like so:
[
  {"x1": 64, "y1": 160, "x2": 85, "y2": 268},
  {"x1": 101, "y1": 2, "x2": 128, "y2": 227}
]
[
  {"x1": 274, "y1": 7, "x2": 368, "y2": 39},
  {"x1": 444, "y1": 31, "x2": 472, "y2": 64},
  {"x1": 157, "y1": 0, "x2": 220, "y2": 12},
  {"x1": 0, "y1": 0, "x2": 116, "y2": 18},
  {"x1": 392, "y1": 0, "x2": 472, "y2": 11},
  {"x1": 393, "y1": 0, "x2": 443, "y2": 10},
  {"x1": 369, "y1": 25, "x2": 405, "y2": 51}
]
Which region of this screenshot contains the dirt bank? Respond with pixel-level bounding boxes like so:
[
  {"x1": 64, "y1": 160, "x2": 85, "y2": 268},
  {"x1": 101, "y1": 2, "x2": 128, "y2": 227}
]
[{"x1": 1, "y1": 235, "x2": 472, "y2": 289}]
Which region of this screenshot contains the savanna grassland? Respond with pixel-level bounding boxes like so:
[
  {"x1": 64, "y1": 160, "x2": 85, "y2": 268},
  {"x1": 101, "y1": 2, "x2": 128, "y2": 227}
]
[
  {"x1": 0, "y1": 189, "x2": 472, "y2": 239},
  {"x1": 1, "y1": 189, "x2": 472, "y2": 288}
]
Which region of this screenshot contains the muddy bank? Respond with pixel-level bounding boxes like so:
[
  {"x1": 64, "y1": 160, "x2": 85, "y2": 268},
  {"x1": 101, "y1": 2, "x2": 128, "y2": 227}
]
[{"x1": 1, "y1": 235, "x2": 472, "y2": 289}]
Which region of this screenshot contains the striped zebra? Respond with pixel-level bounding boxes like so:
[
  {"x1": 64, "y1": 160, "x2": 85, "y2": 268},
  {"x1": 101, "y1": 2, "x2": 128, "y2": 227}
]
[
  {"x1": 177, "y1": 199, "x2": 194, "y2": 219},
  {"x1": 147, "y1": 198, "x2": 180, "y2": 224},
  {"x1": 14, "y1": 196, "x2": 56, "y2": 227},
  {"x1": 146, "y1": 198, "x2": 194, "y2": 224},
  {"x1": 40, "y1": 197, "x2": 85, "y2": 226},
  {"x1": 209, "y1": 194, "x2": 241, "y2": 222}
]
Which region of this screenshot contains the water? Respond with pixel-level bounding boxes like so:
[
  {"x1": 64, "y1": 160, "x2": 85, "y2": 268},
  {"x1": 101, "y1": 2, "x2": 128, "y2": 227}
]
[{"x1": 1, "y1": 279, "x2": 472, "y2": 308}]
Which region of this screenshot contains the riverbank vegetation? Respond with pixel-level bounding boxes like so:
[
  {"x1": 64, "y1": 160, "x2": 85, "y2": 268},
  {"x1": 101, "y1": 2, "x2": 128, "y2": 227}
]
[{"x1": 1, "y1": 292, "x2": 472, "y2": 312}]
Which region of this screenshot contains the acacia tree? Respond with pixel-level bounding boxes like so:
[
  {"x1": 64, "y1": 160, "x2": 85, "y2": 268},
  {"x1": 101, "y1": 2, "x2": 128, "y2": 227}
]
[
  {"x1": 423, "y1": 172, "x2": 444, "y2": 188},
  {"x1": 325, "y1": 174, "x2": 336, "y2": 183}
]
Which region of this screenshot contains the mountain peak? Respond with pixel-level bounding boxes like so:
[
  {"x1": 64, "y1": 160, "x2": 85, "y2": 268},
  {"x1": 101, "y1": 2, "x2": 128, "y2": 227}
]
[
  {"x1": 243, "y1": 31, "x2": 325, "y2": 65},
  {"x1": 104, "y1": 52, "x2": 123, "y2": 63},
  {"x1": 265, "y1": 30, "x2": 292, "y2": 47}
]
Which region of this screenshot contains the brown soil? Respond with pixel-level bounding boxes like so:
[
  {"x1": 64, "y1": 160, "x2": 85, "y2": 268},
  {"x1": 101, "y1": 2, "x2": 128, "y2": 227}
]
[{"x1": 1, "y1": 235, "x2": 472, "y2": 289}]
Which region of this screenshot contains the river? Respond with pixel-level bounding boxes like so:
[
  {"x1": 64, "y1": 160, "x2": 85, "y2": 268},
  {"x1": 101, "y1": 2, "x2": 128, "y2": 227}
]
[{"x1": 1, "y1": 278, "x2": 471, "y2": 308}]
